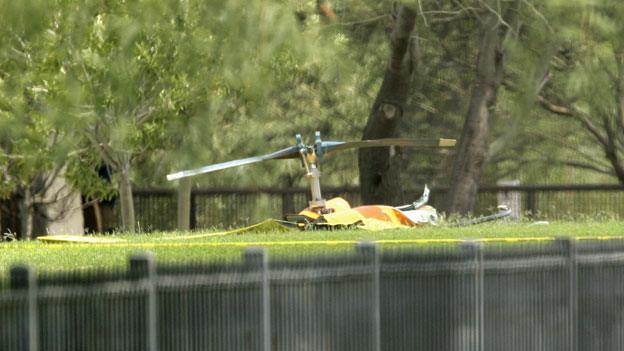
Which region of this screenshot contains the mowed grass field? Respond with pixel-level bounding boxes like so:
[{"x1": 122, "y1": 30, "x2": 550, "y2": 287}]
[{"x1": 2, "y1": 220, "x2": 624, "y2": 278}]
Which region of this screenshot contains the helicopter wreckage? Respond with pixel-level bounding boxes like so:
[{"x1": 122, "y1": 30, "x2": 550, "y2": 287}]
[{"x1": 166, "y1": 132, "x2": 511, "y2": 232}]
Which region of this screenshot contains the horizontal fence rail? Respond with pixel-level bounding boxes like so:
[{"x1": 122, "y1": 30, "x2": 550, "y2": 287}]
[
  {"x1": 3, "y1": 238, "x2": 624, "y2": 350},
  {"x1": 104, "y1": 184, "x2": 624, "y2": 232}
]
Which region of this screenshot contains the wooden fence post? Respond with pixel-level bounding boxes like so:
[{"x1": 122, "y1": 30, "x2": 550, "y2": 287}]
[
  {"x1": 10, "y1": 264, "x2": 38, "y2": 351},
  {"x1": 357, "y1": 241, "x2": 381, "y2": 351}
]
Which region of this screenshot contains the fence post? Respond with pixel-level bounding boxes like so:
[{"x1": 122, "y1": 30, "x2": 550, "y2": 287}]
[
  {"x1": 10, "y1": 265, "x2": 38, "y2": 351},
  {"x1": 496, "y1": 180, "x2": 520, "y2": 220},
  {"x1": 556, "y1": 237, "x2": 577, "y2": 351},
  {"x1": 462, "y1": 241, "x2": 484, "y2": 351},
  {"x1": 526, "y1": 190, "x2": 537, "y2": 217},
  {"x1": 177, "y1": 178, "x2": 191, "y2": 231},
  {"x1": 244, "y1": 247, "x2": 271, "y2": 351},
  {"x1": 129, "y1": 253, "x2": 158, "y2": 351},
  {"x1": 190, "y1": 192, "x2": 197, "y2": 230},
  {"x1": 356, "y1": 241, "x2": 381, "y2": 351}
]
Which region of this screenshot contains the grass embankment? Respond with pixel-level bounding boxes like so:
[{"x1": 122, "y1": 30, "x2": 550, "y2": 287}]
[{"x1": 1, "y1": 221, "x2": 624, "y2": 276}]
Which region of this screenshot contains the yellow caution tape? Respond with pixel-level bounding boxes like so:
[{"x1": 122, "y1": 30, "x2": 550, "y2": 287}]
[
  {"x1": 158, "y1": 219, "x2": 291, "y2": 240},
  {"x1": 27, "y1": 235, "x2": 624, "y2": 249},
  {"x1": 37, "y1": 235, "x2": 126, "y2": 244}
]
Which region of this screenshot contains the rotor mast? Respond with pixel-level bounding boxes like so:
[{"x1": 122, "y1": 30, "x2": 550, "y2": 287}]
[{"x1": 297, "y1": 132, "x2": 326, "y2": 210}]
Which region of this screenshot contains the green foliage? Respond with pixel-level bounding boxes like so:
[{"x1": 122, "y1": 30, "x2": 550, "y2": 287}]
[
  {"x1": 150, "y1": 0, "x2": 380, "y2": 188},
  {"x1": 0, "y1": 0, "x2": 79, "y2": 197},
  {"x1": 2, "y1": 0, "x2": 622, "y2": 207},
  {"x1": 2, "y1": 0, "x2": 371, "y2": 198},
  {"x1": 495, "y1": 0, "x2": 624, "y2": 184}
]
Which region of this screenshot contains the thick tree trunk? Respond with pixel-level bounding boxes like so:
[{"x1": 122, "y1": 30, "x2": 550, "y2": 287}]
[
  {"x1": 358, "y1": 4, "x2": 417, "y2": 205},
  {"x1": 17, "y1": 186, "x2": 46, "y2": 238},
  {"x1": 2, "y1": 193, "x2": 22, "y2": 237},
  {"x1": 446, "y1": 12, "x2": 506, "y2": 215},
  {"x1": 610, "y1": 50, "x2": 624, "y2": 183},
  {"x1": 118, "y1": 164, "x2": 136, "y2": 232},
  {"x1": 18, "y1": 187, "x2": 33, "y2": 239}
]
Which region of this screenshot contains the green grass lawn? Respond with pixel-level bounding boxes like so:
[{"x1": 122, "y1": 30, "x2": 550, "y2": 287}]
[{"x1": 2, "y1": 220, "x2": 624, "y2": 277}]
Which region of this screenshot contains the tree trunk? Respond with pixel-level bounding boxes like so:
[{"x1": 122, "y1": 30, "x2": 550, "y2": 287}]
[
  {"x1": 2, "y1": 193, "x2": 21, "y2": 237},
  {"x1": 610, "y1": 49, "x2": 624, "y2": 183},
  {"x1": 118, "y1": 164, "x2": 136, "y2": 232},
  {"x1": 358, "y1": 4, "x2": 418, "y2": 205},
  {"x1": 18, "y1": 187, "x2": 33, "y2": 240},
  {"x1": 93, "y1": 201, "x2": 104, "y2": 233},
  {"x1": 446, "y1": 12, "x2": 506, "y2": 215}
]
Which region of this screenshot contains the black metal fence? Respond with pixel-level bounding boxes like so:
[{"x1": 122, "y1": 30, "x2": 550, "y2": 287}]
[
  {"x1": 107, "y1": 187, "x2": 362, "y2": 232},
  {"x1": 2, "y1": 238, "x2": 624, "y2": 350},
  {"x1": 109, "y1": 184, "x2": 624, "y2": 232},
  {"x1": 4, "y1": 184, "x2": 623, "y2": 234}
]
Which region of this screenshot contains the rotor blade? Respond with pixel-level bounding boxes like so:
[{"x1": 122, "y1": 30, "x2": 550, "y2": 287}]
[
  {"x1": 166, "y1": 145, "x2": 300, "y2": 181},
  {"x1": 321, "y1": 138, "x2": 456, "y2": 154}
]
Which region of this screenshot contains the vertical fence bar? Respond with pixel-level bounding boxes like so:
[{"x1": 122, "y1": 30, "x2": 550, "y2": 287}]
[
  {"x1": 189, "y1": 192, "x2": 197, "y2": 230},
  {"x1": 356, "y1": 242, "x2": 381, "y2": 351},
  {"x1": 462, "y1": 241, "x2": 484, "y2": 351},
  {"x1": 10, "y1": 265, "x2": 38, "y2": 351},
  {"x1": 244, "y1": 247, "x2": 271, "y2": 351},
  {"x1": 477, "y1": 243, "x2": 484, "y2": 351},
  {"x1": 130, "y1": 253, "x2": 158, "y2": 351},
  {"x1": 556, "y1": 237, "x2": 577, "y2": 351}
]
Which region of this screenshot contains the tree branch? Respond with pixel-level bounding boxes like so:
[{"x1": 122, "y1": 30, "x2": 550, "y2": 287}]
[
  {"x1": 328, "y1": 14, "x2": 388, "y2": 27},
  {"x1": 520, "y1": 0, "x2": 553, "y2": 33},
  {"x1": 530, "y1": 129, "x2": 613, "y2": 171},
  {"x1": 477, "y1": 0, "x2": 512, "y2": 31},
  {"x1": 536, "y1": 95, "x2": 573, "y2": 116},
  {"x1": 536, "y1": 94, "x2": 609, "y2": 147},
  {"x1": 535, "y1": 70, "x2": 552, "y2": 95},
  {"x1": 84, "y1": 124, "x2": 119, "y2": 170},
  {"x1": 558, "y1": 160, "x2": 614, "y2": 176}
]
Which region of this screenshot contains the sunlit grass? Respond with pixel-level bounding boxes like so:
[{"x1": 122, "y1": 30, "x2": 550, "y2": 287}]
[{"x1": 1, "y1": 220, "x2": 624, "y2": 277}]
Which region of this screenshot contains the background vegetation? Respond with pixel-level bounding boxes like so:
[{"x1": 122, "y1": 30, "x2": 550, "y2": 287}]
[{"x1": 1, "y1": 0, "x2": 623, "y2": 232}]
